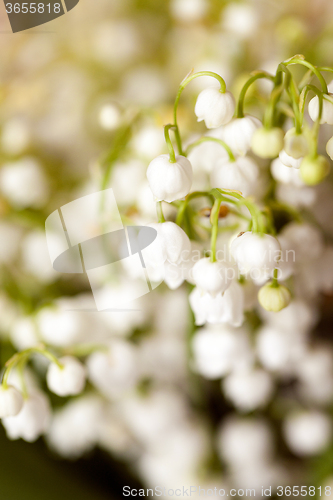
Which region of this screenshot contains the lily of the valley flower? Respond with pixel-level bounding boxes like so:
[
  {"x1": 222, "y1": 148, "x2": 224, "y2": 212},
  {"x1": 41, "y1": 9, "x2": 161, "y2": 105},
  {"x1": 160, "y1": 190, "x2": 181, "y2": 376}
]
[
  {"x1": 141, "y1": 221, "x2": 191, "y2": 269},
  {"x1": 223, "y1": 115, "x2": 262, "y2": 156},
  {"x1": 279, "y1": 149, "x2": 302, "y2": 169},
  {"x1": 308, "y1": 93, "x2": 333, "y2": 125},
  {"x1": 300, "y1": 155, "x2": 330, "y2": 185},
  {"x1": 258, "y1": 281, "x2": 291, "y2": 312},
  {"x1": 0, "y1": 385, "x2": 24, "y2": 418},
  {"x1": 2, "y1": 389, "x2": 50, "y2": 442},
  {"x1": 326, "y1": 136, "x2": 333, "y2": 160},
  {"x1": 270, "y1": 158, "x2": 304, "y2": 186},
  {"x1": 222, "y1": 368, "x2": 274, "y2": 412},
  {"x1": 46, "y1": 356, "x2": 87, "y2": 397},
  {"x1": 222, "y1": 115, "x2": 261, "y2": 156},
  {"x1": 146, "y1": 154, "x2": 193, "y2": 202},
  {"x1": 189, "y1": 281, "x2": 244, "y2": 326},
  {"x1": 230, "y1": 231, "x2": 281, "y2": 283},
  {"x1": 210, "y1": 155, "x2": 259, "y2": 197},
  {"x1": 251, "y1": 127, "x2": 284, "y2": 159},
  {"x1": 284, "y1": 128, "x2": 308, "y2": 159},
  {"x1": 195, "y1": 87, "x2": 235, "y2": 128},
  {"x1": 192, "y1": 257, "x2": 233, "y2": 296}
]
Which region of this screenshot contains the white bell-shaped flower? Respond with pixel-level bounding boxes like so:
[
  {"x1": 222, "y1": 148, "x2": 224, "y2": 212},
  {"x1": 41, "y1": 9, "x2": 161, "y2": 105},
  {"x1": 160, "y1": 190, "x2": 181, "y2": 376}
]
[
  {"x1": 0, "y1": 158, "x2": 49, "y2": 209},
  {"x1": 222, "y1": 368, "x2": 274, "y2": 412},
  {"x1": 279, "y1": 222, "x2": 324, "y2": 264},
  {"x1": 270, "y1": 158, "x2": 304, "y2": 187},
  {"x1": 192, "y1": 257, "x2": 233, "y2": 296},
  {"x1": 230, "y1": 231, "x2": 281, "y2": 283},
  {"x1": 192, "y1": 325, "x2": 251, "y2": 379},
  {"x1": 283, "y1": 411, "x2": 332, "y2": 456},
  {"x1": 146, "y1": 154, "x2": 193, "y2": 202},
  {"x1": 189, "y1": 281, "x2": 244, "y2": 326},
  {"x1": 87, "y1": 340, "x2": 139, "y2": 399},
  {"x1": 279, "y1": 149, "x2": 302, "y2": 169},
  {"x1": 284, "y1": 128, "x2": 308, "y2": 159},
  {"x1": 326, "y1": 136, "x2": 333, "y2": 160},
  {"x1": 308, "y1": 93, "x2": 333, "y2": 125},
  {"x1": 47, "y1": 395, "x2": 104, "y2": 459},
  {"x1": 46, "y1": 356, "x2": 87, "y2": 397},
  {"x1": 0, "y1": 385, "x2": 24, "y2": 418},
  {"x1": 217, "y1": 417, "x2": 274, "y2": 467},
  {"x1": 195, "y1": 88, "x2": 235, "y2": 128},
  {"x1": 2, "y1": 389, "x2": 50, "y2": 442},
  {"x1": 222, "y1": 115, "x2": 261, "y2": 156},
  {"x1": 256, "y1": 324, "x2": 307, "y2": 373},
  {"x1": 210, "y1": 156, "x2": 259, "y2": 197},
  {"x1": 141, "y1": 221, "x2": 191, "y2": 268}
]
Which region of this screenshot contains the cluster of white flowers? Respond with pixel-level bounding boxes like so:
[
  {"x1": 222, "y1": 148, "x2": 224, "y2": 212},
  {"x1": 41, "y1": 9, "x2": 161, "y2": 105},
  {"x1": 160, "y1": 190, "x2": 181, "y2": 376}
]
[{"x1": 2, "y1": 54, "x2": 333, "y2": 494}]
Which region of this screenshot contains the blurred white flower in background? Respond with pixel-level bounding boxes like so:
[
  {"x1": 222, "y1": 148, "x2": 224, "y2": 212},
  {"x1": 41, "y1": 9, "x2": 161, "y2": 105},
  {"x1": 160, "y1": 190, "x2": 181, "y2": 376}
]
[{"x1": 0, "y1": 158, "x2": 49, "y2": 209}]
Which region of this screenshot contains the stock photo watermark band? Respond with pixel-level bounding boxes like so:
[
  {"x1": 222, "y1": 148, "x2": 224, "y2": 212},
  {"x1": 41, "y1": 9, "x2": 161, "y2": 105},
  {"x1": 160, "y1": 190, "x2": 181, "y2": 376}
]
[
  {"x1": 3, "y1": 0, "x2": 80, "y2": 32},
  {"x1": 45, "y1": 188, "x2": 163, "y2": 311}
]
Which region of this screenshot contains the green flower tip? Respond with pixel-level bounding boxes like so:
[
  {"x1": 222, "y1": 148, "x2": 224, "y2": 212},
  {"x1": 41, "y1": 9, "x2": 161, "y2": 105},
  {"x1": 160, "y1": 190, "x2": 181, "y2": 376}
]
[
  {"x1": 300, "y1": 155, "x2": 330, "y2": 186},
  {"x1": 258, "y1": 282, "x2": 291, "y2": 312},
  {"x1": 251, "y1": 127, "x2": 284, "y2": 159}
]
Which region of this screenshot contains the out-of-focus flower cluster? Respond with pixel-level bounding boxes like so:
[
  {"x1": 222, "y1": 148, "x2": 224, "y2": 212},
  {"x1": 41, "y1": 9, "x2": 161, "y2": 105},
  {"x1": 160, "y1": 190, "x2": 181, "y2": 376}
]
[{"x1": 2, "y1": 0, "x2": 333, "y2": 495}]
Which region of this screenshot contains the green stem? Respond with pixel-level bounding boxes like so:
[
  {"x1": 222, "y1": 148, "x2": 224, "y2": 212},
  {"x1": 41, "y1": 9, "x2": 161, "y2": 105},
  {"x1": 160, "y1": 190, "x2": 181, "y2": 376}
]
[
  {"x1": 277, "y1": 63, "x2": 302, "y2": 133},
  {"x1": 210, "y1": 199, "x2": 221, "y2": 263},
  {"x1": 299, "y1": 84, "x2": 323, "y2": 158},
  {"x1": 264, "y1": 67, "x2": 291, "y2": 129},
  {"x1": 211, "y1": 188, "x2": 261, "y2": 233},
  {"x1": 176, "y1": 191, "x2": 214, "y2": 227},
  {"x1": 164, "y1": 124, "x2": 177, "y2": 163},
  {"x1": 271, "y1": 268, "x2": 279, "y2": 288},
  {"x1": 2, "y1": 346, "x2": 63, "y2": 389},
  {"x1": 156, "y1": 201, "x2": 166, "y2": 223},
  {"x1": 236, "y1": 71, "x2": 275, "y2": 118},
  {"x1": 284, "y1": 57, "x2": 328, "y2": 94},
  {"x1": 317, "y1": 67, "x2": 333, "y2": 76},
  {"x1": 173, "y1": 71, "x2": 227, "y2": 156},
  {"x1": 185, "y1": 136, "x2": 235, "y2": 162}
]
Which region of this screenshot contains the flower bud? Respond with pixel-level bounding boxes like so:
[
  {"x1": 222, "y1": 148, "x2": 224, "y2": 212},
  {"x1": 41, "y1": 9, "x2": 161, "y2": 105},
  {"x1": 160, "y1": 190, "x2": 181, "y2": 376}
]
[
  {"x1": 258, "y1": 282, "x2": 291, "y2": 312},
  {"x1": 308, "y1": 93, "x2": 333, "y2": 125},
  {"x1": 192, "y1": 258, "x2": 233, "y2": 296},
  {"x1": 300, "y1": 155, "x2": 330, "y2": 186},
  {"x1": 146, "y1": 154, "x2": 193, "y2": 202},
  {"x1": 195, "y1": 88, "x2": 235, "y2": 128},
  {"x1": 0, "y1": 385, "x2": 24, "y2": 418},
  {"x1": 284, "y1": 128, "x2": 308, "y2": 159},
  {"x1": 326, "y1": 136, "x2": 333, "y2": 160},
  {"x1": 251, "y1": 127, "x2": 284, "y2": 159},
  {"x1": 46, "y1": 356, "x2": 87, "y2": 397}
]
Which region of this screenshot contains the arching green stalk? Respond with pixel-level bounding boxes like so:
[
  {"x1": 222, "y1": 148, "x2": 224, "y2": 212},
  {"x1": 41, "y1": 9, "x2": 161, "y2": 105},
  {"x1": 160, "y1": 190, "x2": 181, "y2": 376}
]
[
  {"x1": 277, "y1": 63, "x2": 302, "y2": 133},
  {"x1": 173, "y1": 71, "x2": 227, "y2": 156},
  {"x1": 176, "y1": 191, "x2": 214, "y2": 227},
  {"x1": 185, "y1": 136, "x2": 235, "y2": 162},
  {"x1": 236, "y1": 71, "x2": 275, "y2": 118},
  {"x1": 2, "y1": 346, "x2": 63, "y2": 389},
  {"x1": 284, "y1": 56, "x2": 328, "y2": 94},
  {"x1": 264, "y1": 68, "x2": 291, "y2": 129},
  {"x1": 211, "y1": 188, "x2": 262, "y2": 233},
  {"x1": 164, "y1": 124, "x2": 177, "y2": 163},
  {"x1": 299, "y1": 84, "x2": 323, "y2": 158}
]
